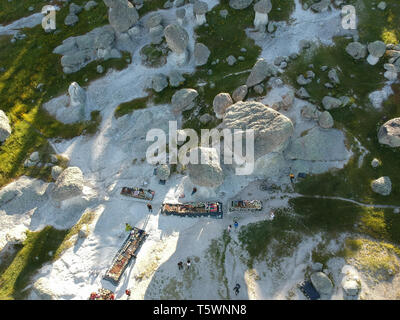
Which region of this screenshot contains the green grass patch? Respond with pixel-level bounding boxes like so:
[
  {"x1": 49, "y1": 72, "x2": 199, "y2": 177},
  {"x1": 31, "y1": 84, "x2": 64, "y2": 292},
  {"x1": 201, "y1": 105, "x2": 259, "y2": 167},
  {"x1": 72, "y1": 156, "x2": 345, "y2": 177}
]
[
  {"x1": 0, "y1": 0, "x2": 51, "y2": 25},
  {"x1": 114, "y1": 97, "x2": 150, "y2": 118}
]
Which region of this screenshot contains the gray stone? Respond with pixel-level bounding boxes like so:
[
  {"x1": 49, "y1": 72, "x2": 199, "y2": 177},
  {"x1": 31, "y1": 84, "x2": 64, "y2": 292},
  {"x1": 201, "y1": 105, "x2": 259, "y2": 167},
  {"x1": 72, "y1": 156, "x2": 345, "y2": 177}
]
[
  {"x1": 346, "y1": 42, "x2": 367, "y2": 60},
  {"x1": 310, "y1": 0, "x2": 331, "y2": 13},
  {"x1": 194, "y1": 43, "x2": 211, "y2": 66},
  {"x1": 176, "y1": 8, "x2": 186, "y2": 19},
  {"x1": 108, "y1": 0, "x2": 139, "y2": 33},
  {"x1": 51, "y1": 166, "x2": 64, "y2": 180},
  {"x1": 85, "y1": 1, "x2": 98, "y2": 11},
  {"x1": 312, "y1": 262, "x2": 323, "y2": 272},
  {"x1": 301, "y1": 105, "x2": 320, "y2": 120},
  {"x1": 164, "y1": 24, "x2": 189, "y2": 54},
  {"x1": 96, "y1": 65, "x2": 104, "y2": 73},
  {"x1": 229, "y1": 0, "x2": 253, "y2": 10},
  {"x1": 222, "y1": 101, "x2": 294, "y2": 160},
  {"x1": 199, "y1": 113, "x2": 214, "y2": 124},
  {"x1": 187, "y1": 147, "x2": 224, "y2": 188},
  {"x1": 254, "y1": 84, "x2": 264, "y2": 94},
  {"x1": 377, "y1": 1, "x2": 387, "y2": 10},
  {"x1": 246, "y1": 58, "x2": 278, "y2": 87},
  {"x1": 227, "y1": 55, "x2": 237, "y2": 66},
  {"x1": 171, "y1": 88, "x2": 199, "y2": 112},
  {"x1": 220, "y1": 9, "x2": 229, "y2": 18},
  {"x1": 318, "y1": 111, "x2": 334, "y2": 129},
  {"x1": 213, "y1": 93, "x2": 233, "y2": 118},
  {"x1": 371, "y1": 158, "x2": 380, "y2": 168},
  {"x1": 310, "y1": 272, "x2": 334, "y2": 296},
  {"x1": 254, "y1": 0, "x2": 272, "y2": 14},
  {"x1": 51, "y1": 167, "x2": 84, "y2": 201},
  {"x1": 64, "y1": 14, "x2": 79, "y2": 26},
  {"x1": 68, "y1": 82, "x2": 87, "y2": 110},
  {"x1": 168, "y1": 70, "x2": 185, "y2": 87},
  {"x1": 371, "y1": 176, "x2": 392, "y2": 196},
  {"x1": 0, "y1": 110, "x2": 12, "y2": 143},
  {"x1": 145, "y1": 13, "x2": 163, "y2": 29},
  {"x1": 151, "y1": 74, "x2": 168, "y2": 92},
  {"x1": 322, "y1": 96, "x2": 342, "y2": 110},
  {"x1": 29, "y1": 152, "x2": 40, "y2": 163},
  {"x1": 297, "y1": 74, "x2": 312, "y2": 85},
  {"x1": 232, "y1": 85, "x2": 248, "y2": 102},
  {"x1": 296, "y1": 87, "x2": 310, "y2": 99},
  {"x1": 286, "y1": 127, "x2": 349, "y2": 161},
  {"x1": 378, "y1": 118, "x2": 400, "y2": 147},
  {"x1": 328, "y1": 68, "x2": 340, "y2": 84}
]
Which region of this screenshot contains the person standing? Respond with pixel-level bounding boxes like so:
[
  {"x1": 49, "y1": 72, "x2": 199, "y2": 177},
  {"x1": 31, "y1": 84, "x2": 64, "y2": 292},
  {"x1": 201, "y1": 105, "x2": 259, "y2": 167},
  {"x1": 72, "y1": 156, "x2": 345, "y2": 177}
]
[
  {"x1": 191, "y1": 187, "x2": 197, "y2": 196},
  {"x1": 228, "y1": 225, "x2": 232, "y2": 233},
  {"x1": 125, "y1": 289, "x2": 131, "y2": 299},
  {"x1": 233, "y1": 283, "x2": 241, "y2": 295},
  {"x1": 178, "y1": 261, "x2": 183, "y2": 270},
  {"x1": 186, "y1": 259, "x2": 191, "y2": 269},
  {"x1": 234, "y1": 220, "x2": 239, "y2": 231},
  {"x1": 147, "y1": 203, "x2": 153, "y2": 213},
  {"x1": 289, "y1": 173, "x2": 295, "y2": 184}
]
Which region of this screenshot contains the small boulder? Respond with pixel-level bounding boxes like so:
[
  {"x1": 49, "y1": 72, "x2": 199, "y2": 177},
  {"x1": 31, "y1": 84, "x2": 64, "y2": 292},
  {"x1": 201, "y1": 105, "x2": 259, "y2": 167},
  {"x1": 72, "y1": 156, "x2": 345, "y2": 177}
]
[
  {"x1": 232, "y1": 85, "x2": 248, "y2": 102},
  {"x1": 171, "y1": 89, "x2": 199, "y2": 113},
  {"x1": 194, "y1": 43, "x2": 211, "y2": 66},
  {"x1": 378, "y1": 117, "x2": 400, "y2": 147},
  {"x1": 322, "y1": 96, "x2": 342, "y2": 110},
  {"x1": 164, "y1": 24, "x2": 189, "y2": 54},
  {"x1": 346, "y1": 42, "x2": 367, "y2": 60},
  {"x1": 318, "y1": 111, "x2": 334, "y2": 129},
  {"x1": 213, "y1": 93, "x2": 233, "y2": 119},
  {"x1": 51, "y1": 167, "x2": 84, "y2": 201},
  {"x1": 310, "y1": 272, "x2": 334, "y2": 296},
  {"x1": 229, "y1": 0, "x2": 253, "y2": 10},
  {"x1": 371, "y1": 176, "x2": 392, "y2": 196},
  {"x1": 0, "y1": 110, "x2": 12, "y2": 143}
]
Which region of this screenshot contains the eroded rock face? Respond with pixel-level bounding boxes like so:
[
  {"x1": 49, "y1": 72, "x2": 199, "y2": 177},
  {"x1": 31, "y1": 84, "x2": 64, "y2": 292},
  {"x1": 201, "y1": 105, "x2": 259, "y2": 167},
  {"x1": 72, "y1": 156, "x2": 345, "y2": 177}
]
[
  {"x1": 164, "y1": 24, "x2": 189, "y2": 54},
  {"x1": 222, "y1": 101, "x2": 294, "y2": 160},
  {"x1": 187, "y1": 147, "x2": 224, "y2": 188},
  {"x1": 371, "y1": 176, "x2": 392, "y2": 196},
  {"x1": 0, "y1": 110, "x2": 12, "y2": 143},
  {"x1": 378, "y1": 118, "x2": 400, "y2": 148},
  {"x1": 213, "y1": 93, "x2": 233, "y2": 119},
  {"x1": 51, "y1": 167, "x2": 84, "y2": 202},
  {"x1": 107, "y1": 0, "x2": 139, "y2": 33},
  {"x1": 171, "y1": 88, "x2": 199, "y2": 113}
]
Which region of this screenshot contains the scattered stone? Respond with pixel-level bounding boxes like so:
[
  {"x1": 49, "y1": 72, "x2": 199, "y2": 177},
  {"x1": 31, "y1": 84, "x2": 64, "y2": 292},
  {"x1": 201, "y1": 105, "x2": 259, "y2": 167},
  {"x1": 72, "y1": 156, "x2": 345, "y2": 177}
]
[
  {"x1": 68, "y1": 82, "x2": 87, "y2": 111},
  {"x1": 301, "y1": 105, "x2": 320, "y2": 120},
  {"x1": 367, "y1": 40, "x2": 386, "y2": 65},
  {"x1": 64, "y1": 14, "x2": 79, "y2": 26},
  {"x1": 164, "y1": 0, "x2": 173, "y2": 9},
  {"x1": 51, "y1": 167, "x2": 84, "y2": 201},
  {"x1": 254, "y1": 0, "x2": 272, "y2": 31},
  {"x1": 107, "y1": 0, "x2": 139, "y2": 33},
  {"x1": 193, "y1": 1, "x2": 208, "y2": 25},
  {"x1": 168, "y1": 70, "x2": 185, "y2": 87},
  {"x1": 310, "y1": 272, "x2": 334, "y2": 296},
  {"x1": 187, "y1": 147, "x2": 224, "y2": 188},
  {"x1": 51, "y1": 166, "x2": 64, "y2": 180},
  {"x1": 371, "y1": 158, "x2": 381, "y2": 168},
  {"x1": 377, "y1": 1, "x2": 387, "y2": 11},
  {"x1": 219, "y1": 9, "x2": 229, "y2": 18},
  {"x1": 151, "y1": 74, "x2": 168, "y2": 92},
  {"x1": 229, "y1": 0, "x2": 253, "y2": 10},
  {"x1": 85, "y1": 1, "x2": 98, "y2": 11},
  {"x1": 322, "y1": 96, "x2": 343, "y2": 110},
  {"x1": 371, "y1": 176, "x2": 392, "y2": 196},
  {"x1": 213, "y1": 93, "x2": 233, "y2": 119},
  {"x1": 254, "y1": 84, "x2": 264, "y2": 95},
  {"x1": 0, "y1": 110, "x2": 12, "y2": 143},
  {"x1": 232, "y1": 85, "x2": 248, "y2": 102},
  {"x1": 297, "y1": 74, "x2": 312, "y2": 85},
  {"x1": 318, "y1": 111, "x2": 334, "y2": 129},
  {"x1": 171, "y1": 89, "x2": 199, "y2": 113},
  {"x1": 164, "y1": 24, "x2": 189, "y2": 54},
  {"x1": 378, "y1": 117, "x2": 400, "y2": 147},
  {"x1": 346, "y1": 42, "x2": 367, "y2": 60},
  {"x1": 311, "y1": 262, "x2": 323, "y2": 272},
  {"x1": 246, "y1": 58, "x2": 278, "y2": 87},
  {"x1": 199, "y1": 113, "x2": 214, "y2": 124},
  {"x1": 328, "y1": 68, "x2": 340, "y2": 84},
  {"x1": 227, "y1": 55, "x2": 237, "y2": 66},
  {"x1": 296, "y1": 87, "x2": 310, "y2": 99},
  {"x1": 96, "y1": 65, "x2": 104, "y2": 73},
  {"x1": 194, "y1": 43, "x2": 211, "y2": 66}
]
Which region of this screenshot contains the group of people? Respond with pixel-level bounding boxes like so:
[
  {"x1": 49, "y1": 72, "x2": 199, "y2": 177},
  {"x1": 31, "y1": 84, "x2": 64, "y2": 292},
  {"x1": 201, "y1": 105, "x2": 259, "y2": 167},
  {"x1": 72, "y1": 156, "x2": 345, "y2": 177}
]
[
  {"x1": 227, "y1": 220, "x2": 239, "y2": 233},
  {"x1": 177, "y1": 259, "x2": 192, "y2": 270}
]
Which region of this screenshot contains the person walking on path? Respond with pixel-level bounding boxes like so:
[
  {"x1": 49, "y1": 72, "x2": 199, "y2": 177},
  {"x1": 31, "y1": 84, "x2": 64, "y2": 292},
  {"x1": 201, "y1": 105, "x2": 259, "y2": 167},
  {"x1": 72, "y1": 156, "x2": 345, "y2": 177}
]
[
  {"x1": 191, "y1": 187, "x2": 197, "y2": 196},
  {"x1": 178, "y1": 261, "x2": 183, "y2": 270},
  {"x1": 234, "y1": 220, "x2": 239, "y2": 231},
  {"x1": 147, "y1": 203, "x2": 153, "y2": 213},
  {"x1": 125, "y1": 289, "x2": 131, "y2": 299},
  {"x1": 186, "y1": 259, "x2": 191, "y2": 269},
  {"x1": 228, "y1": 225, "x2": 232, "y2": 233},
  {"x1": 233, "y1": 283, "x2": 241, "y2": 295},
  {"x1": 289, "y1": 173, "x2": 295, "y2": 184}
]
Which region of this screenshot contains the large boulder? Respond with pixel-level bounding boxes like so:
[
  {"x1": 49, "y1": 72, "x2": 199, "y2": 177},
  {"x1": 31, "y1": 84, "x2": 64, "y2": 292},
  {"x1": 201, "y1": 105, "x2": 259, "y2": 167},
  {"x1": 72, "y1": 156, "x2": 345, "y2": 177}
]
[
  {"x1": 222, "y1": 101, "x2": 294, "y2": 161},
  {"x1": 171, "y1": 88, "x2": 199, "y2": 113},
  {"x1": 254, "y1": 0, "x2": 272, "y2": 14},
  {"x1": 371, "y1": 176, "x2": 392, "y2": 196},
  {"x1": 232, "y1": 85, "x2": 248, "y2": 102},
  {"x1": 322, "y1": 96, "x2": 342, "y2": 110},
  {"x1": 378, "y1": 117, "x2": 400, "y2": 147},
  {"x1": 108, "y1": 0, "x2": 139, "y2": 33},
  {"x1": 246, "y1": 59, "x2": 278, "y2": 87},
  {"x1": 164, "y1": 24, "x2": 189, "y2": 54},
  {"x1": 213, "y1": 93, "x2": 233, "y2": 119},
  {"x1": 0, "y1": 110, "x2": 12, "y2": 143},
  {"x1": 194, "y1": 43, "x2": 211, "y2": 66},
  {"x1": 51, "y1": 167, "x2": 84, "y2": 201},
  {"x1": 346, "y1": 42, "x2": 367, "y2": 60},
  {"x1": 187, "y1": 147, "x2": 224, "y2": 188},
  {"x1": 310, "y1": 272, "x2": 334, "y2": 296},
  {"x1": 286, "y1": 127, "x2": 350, "y2": 161},
  {"x1": 229, "y1": 0, "x2": 253, "y2": 10},
  {"x1": 318, "y1": 111, "x2": 334, "y2": 129}
]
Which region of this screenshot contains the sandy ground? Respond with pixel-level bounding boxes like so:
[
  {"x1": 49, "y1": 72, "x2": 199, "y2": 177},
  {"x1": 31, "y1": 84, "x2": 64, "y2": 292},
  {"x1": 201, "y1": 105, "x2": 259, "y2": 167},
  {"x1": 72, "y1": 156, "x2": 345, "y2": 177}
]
[{"x1": 1, "y1": 0, "x2": 399, "y2": 300}]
